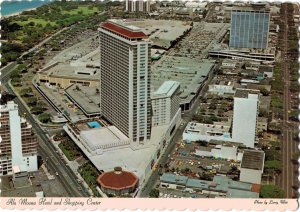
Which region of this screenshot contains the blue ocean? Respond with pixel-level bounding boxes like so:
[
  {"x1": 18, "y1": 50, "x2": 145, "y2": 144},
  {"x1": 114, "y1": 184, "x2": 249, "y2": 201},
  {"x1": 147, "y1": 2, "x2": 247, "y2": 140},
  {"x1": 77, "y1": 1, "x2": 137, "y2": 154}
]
[{"x1": 1, "y1": 0, "x2": 52, "y2": 16}]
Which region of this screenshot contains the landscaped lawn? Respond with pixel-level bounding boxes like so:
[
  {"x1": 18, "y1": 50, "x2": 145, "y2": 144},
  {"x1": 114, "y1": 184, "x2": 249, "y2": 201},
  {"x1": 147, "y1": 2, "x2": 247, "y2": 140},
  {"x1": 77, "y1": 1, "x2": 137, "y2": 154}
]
[
  {"x1": 58, "y1": 143, "x2": 75, "y2": 161},
  {"x1": 78, "y1": 163, "x2": 101, "y2": 197},
  {"x1": 271, "y1": 95, "x2": 283, "y2": 109},
  {"x1": 62, "y1": 6, "x2": 100, "y2": 16},
  {"x1": 58, "y1": 138, "x2": 80, "y2": 161},
  {"x1": 14, "y1": 17, "x2": 57, "y2": 27}
]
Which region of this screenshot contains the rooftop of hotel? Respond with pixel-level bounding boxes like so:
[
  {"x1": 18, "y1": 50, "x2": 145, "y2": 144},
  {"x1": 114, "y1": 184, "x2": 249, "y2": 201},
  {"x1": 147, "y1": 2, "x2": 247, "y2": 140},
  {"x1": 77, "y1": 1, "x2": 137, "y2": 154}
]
[{"x1": 100, "y1": 20, "x2": 147, "y2": 39}]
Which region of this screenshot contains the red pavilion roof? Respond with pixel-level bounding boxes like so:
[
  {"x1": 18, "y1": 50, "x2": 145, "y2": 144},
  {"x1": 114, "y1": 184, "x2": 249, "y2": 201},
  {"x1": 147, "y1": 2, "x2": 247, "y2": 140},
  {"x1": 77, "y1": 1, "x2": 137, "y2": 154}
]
[{"x1": 97, "y1": 170, "x2": 139, "y2": 190}]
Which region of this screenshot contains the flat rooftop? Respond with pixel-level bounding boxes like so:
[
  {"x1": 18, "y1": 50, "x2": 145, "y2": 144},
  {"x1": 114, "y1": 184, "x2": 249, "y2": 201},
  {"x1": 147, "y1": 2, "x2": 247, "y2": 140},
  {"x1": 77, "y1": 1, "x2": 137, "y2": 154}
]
[
  {"x1": 185, "y1": 121, "x2": 231, "y2": 135},
  {"x1": 64, "y1": 123, "x2": 168, "y2": 181},
  {"x1": 153, "y1": 80, "x2": 180, "y2": 98},
  {"x1": 234, "y1": 89, "x2": 260, "y2": 98},
  {"x1": 100, "y1": 20, "x2": 147, "y2": 39},
  {"x1": 152, "y1": 56, "x2": 215, "y2": 104},
  {"x1": 65, "y1": 84, "x2": 100, "y2": 116},
  {"x1": 241, "y1": 149, "x2": 265, "y2": 171},
  {"x1": 39, "y1": 62, "x2": 100, "y2": 81},
  {"x1": 80, "y1": 126, "x2": 130, "y2": 152},
  {"x1": 232, "y1": 6, "x2": 270, "y2": 12},
  {"x1": 124, "y1": 19, "x2": 192, "y2": 49}
]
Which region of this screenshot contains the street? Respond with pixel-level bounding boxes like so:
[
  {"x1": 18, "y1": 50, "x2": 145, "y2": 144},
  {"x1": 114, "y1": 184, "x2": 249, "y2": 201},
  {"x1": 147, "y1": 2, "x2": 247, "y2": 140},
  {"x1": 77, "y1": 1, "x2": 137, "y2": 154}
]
[{"x1": 280, "y1": 3, "x2": 298, "y2": 198}]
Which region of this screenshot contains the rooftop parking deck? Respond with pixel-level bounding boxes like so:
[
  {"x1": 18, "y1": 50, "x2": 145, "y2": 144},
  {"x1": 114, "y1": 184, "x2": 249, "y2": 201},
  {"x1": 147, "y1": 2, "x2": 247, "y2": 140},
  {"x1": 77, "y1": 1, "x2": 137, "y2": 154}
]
[{"x1": 152, "y1": 56, "x2": 215, "y2": 106}]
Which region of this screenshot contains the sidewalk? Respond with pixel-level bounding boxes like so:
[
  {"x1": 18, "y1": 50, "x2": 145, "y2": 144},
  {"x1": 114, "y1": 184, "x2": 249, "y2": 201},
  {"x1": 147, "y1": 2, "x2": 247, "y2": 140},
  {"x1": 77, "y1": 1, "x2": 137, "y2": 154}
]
[{"x1": 41, "y1": 164, "x2": 55, "y2": 180}]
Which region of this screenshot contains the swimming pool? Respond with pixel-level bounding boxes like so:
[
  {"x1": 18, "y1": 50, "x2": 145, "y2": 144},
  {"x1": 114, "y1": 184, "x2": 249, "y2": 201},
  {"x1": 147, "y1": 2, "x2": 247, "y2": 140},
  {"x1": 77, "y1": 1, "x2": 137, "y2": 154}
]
[{"x1": 87, "y1": 121, "x2": 101, "y2": 129}]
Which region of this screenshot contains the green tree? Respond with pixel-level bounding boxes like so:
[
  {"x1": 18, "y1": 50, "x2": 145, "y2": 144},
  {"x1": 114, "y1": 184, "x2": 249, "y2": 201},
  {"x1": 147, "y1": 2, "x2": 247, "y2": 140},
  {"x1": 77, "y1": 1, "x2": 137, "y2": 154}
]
[
  {"x1": 209, "y1": 115, "x2": 219, "y2": 122},
  {"x1": 19, "y1": 87, "x2": 33, "y2": 97},
  {"x1": 39, "y1": 113, "x2": 51, "y2": 123},
  {"x1": 260, "y1": 88, "x2": 270, "y2": 96},
  {"x1": 31, "y1": 106, "x2": 45, "y2": 115},
  {"x1": 260, "y1": 185, "x2": 284, "y2": 198},
  {"x1": 26, "y1": 97, "x2": 37, "y2": 106},
  {"x1": 264, "y1": 160, "x2": 282, "y2": 173},
  {"x1": 149, "y1": 189, "x2": 159, "y2": 198},
  {"x1": 10, "y1": 69, "x2": 21, "y2": 79}
]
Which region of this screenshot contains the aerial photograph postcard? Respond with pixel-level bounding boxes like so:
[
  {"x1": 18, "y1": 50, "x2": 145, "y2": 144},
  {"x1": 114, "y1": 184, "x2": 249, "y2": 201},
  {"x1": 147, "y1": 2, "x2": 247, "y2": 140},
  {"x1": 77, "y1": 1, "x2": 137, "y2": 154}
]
[{"x1": 0, "y1": 0, "x2": 299, "y2": 210}]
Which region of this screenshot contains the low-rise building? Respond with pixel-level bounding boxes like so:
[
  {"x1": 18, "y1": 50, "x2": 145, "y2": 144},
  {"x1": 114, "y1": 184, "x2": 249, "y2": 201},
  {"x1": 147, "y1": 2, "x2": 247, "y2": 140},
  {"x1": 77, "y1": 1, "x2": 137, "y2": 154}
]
[
  {"x1": 221, "y1": 59, "x2": 238, "y2": 69},
  {"x1": 97, "y1": 167, "x2": 139, "y2": 196},
  {"x1": 257, "y1": 117, "x2": 268, "y2": 132},
  {"x1": 239, "y1": 149, "x2": 265, "y2": 184},
  {"x1": 259, "y1": 65, "x2": 273, "y2": 78},
  {"x1": 160, "y1": 173, "x2": 259, "y2": 198},
  {"x1": 183, "y1": 121, "x2": 231, "y2": 143},
  {"x1": 37, "y1": 62, "x2": 100, "y2": 89},
  {"x1": 208, "y1": 80, "x2": 236, "y2": 95},
  {"x1": 194, "y1": 143, "x2": 243, "y2": 161},
  {"x1": 259, "y1": 95, "x2": 271, "y2": 112}
]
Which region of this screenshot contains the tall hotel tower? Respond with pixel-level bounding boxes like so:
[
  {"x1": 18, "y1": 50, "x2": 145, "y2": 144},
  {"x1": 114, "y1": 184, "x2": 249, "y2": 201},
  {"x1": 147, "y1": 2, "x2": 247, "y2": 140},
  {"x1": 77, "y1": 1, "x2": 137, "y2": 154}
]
[
  {"x1": 0, "y1": 101, "x2": 38, "y2": 176},
  {"x1": 99, "y1": 20, "x2": 152, "y2": 145},
  {"x1": 126, "y1": 0, "x2": 150, "y2": 13},
  {"x1": 229, "y1": 6, "x2": 270, "y2": 49}
]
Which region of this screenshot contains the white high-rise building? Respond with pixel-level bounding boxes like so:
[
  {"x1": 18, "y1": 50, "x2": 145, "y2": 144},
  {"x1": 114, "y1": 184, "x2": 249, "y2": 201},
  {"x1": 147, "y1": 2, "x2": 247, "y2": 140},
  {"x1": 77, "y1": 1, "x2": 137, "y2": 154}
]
[
  {"x1": 99, "y1": 20, "x2": 152, "y2": 145},
  {"x1": 232, "y1": 89, "x2": 260, "y2": 148},
  {"x1": 152, "y1": 81, "x2": 182, "y2": 140},
  {"x1": 152, "y1": 81, "x2": 181, "y2": 127},
  {"x1": 126, "y1": 0, "x2": 150, "y2": 13},
  {"x1": 0, "y1": 101, "x2": 38, "y2": 176}
]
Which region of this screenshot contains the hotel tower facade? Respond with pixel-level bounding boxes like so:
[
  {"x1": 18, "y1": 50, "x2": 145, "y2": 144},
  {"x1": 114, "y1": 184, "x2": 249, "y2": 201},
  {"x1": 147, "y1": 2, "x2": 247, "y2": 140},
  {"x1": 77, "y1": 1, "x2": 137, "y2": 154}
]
[{"x1": 99, "y1": 20, "x2": 152, "y2": 145}]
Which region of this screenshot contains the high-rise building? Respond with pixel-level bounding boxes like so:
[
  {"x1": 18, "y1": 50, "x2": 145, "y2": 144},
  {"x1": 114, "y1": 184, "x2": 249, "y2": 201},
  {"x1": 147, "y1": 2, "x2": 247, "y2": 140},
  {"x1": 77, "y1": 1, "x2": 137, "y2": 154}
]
[
  {"x1": 232, "y1": 89, "x2": 259, "y2": 148},
  {"x1": 229, "y1": 6, "x2": 270, "y2": 49},
  {"x1": 99, "y1": 20, "x2": 152, "y2": 144},
  {"x1": 126, "y1": 0, "x2": 150, "y2": 13},
  {"x1": 152, "y1": 81, "x2": 181, "y2": 127},
  {"x1": 0, "y1": 101, "x2": 38, "y2": 176}
]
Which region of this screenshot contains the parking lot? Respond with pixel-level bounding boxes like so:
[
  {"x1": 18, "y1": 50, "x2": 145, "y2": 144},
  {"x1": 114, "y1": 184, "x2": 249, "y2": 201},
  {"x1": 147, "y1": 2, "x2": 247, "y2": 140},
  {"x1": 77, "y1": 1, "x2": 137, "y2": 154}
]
[{"x1": 166, "y1": 141, "x2": 236, "y2": 175}]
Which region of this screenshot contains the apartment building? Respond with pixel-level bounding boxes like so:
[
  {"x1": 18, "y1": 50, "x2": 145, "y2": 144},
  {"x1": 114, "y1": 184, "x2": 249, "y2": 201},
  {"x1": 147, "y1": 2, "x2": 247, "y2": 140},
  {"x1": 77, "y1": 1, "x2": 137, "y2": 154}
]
[
  {"x1": 0, "y1": 101, "x2": 38, "y2": 176},
  {"x1": 126, "y1": 0, "x2": 150, "y2": 13}
]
